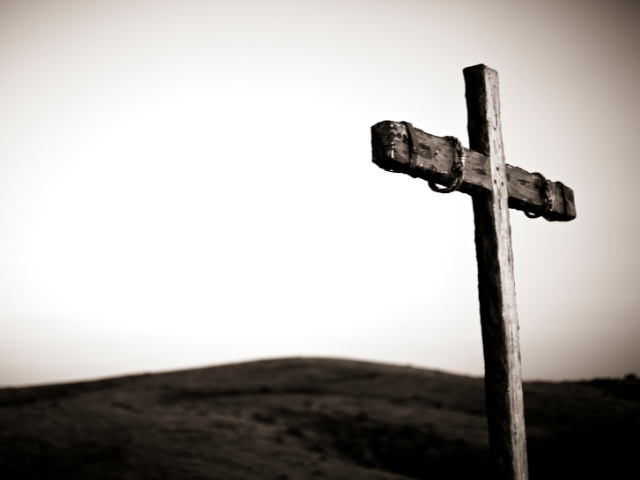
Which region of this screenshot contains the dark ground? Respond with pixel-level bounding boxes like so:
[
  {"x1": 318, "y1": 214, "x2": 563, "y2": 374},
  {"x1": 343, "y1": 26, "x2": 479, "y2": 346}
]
[{"x1": 0, "y1": 357, "x2": 638, "y2": 479}]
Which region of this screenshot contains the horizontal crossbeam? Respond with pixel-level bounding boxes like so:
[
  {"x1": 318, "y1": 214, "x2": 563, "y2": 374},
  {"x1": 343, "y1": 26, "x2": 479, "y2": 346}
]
[{"x1": 371, "y1": 121, "x2": 576, "y2": 221}]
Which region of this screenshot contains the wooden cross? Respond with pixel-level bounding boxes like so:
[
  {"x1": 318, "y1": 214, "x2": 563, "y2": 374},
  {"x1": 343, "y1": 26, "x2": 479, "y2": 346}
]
[{"x1": 370, "y1": 64, "x2": 576, "y2": 480}]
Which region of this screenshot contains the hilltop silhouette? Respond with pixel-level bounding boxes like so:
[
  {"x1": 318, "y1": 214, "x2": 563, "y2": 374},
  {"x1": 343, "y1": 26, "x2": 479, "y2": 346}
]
[{"x1": 1, "y1": 357, "x2": 638, "y2": 479}]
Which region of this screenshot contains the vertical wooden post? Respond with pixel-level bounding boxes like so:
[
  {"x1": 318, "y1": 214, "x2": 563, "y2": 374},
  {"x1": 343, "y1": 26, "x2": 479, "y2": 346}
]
[{"x1": 464, "y1": 65, "x2": 529, "y2": 480}]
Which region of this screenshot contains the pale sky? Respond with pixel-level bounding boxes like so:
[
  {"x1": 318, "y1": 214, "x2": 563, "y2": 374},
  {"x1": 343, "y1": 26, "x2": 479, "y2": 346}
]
[{"x1": 1, "y1": 0, "x2": 638, "y2": 386}]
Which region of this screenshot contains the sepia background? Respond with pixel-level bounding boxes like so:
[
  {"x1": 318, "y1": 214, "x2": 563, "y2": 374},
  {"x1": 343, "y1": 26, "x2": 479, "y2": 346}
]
[{"x1": 1, "y1": 0, "x2": 638, "y2": 386}]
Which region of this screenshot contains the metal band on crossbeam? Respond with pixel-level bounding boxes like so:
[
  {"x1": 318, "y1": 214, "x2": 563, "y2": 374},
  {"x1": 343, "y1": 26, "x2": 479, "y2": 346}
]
[
  {"x1": 428, "y1": 136, "x2": 465, "y2": 194},
  {"x1": 524, "y1": 172, "x2": 555, "y2": 219},
  {"x1": 403, "y1": 121, "x2": 420, "y2": 169},
  {"x1": 403, "y1": 122, "x2": 466, "y2": 194}
]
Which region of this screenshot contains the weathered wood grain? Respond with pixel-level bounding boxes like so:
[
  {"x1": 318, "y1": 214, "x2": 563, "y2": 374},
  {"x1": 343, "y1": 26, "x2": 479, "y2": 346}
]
[
  {"x1": 465, "y1": 64, "x2": 529, "y2": 480},
  {"x1": 371, "y1": 121, "x2": 576, "y2": 221}
]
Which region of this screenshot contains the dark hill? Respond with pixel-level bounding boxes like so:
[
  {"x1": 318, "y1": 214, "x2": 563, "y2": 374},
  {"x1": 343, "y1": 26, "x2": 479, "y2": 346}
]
[{"x1": 0, "y1": 357, "x2": 638, "y2": 479}]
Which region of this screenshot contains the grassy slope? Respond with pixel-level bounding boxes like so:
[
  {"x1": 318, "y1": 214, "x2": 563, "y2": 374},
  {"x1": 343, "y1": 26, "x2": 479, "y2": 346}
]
[{"x1": 0, "y1": 357, "x2": 638, "y2": 480}]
